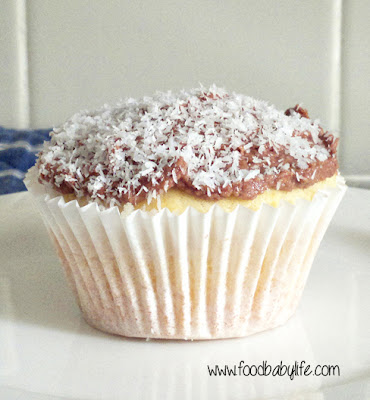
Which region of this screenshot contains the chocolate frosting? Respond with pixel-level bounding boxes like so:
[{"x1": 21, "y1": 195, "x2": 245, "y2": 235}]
[{"x1": 37, "y1": 86, "x2": 339, "y2": 207}]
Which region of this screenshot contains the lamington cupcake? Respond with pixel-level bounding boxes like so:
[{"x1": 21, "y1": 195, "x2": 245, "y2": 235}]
[{"x1": 25, "y1": 85, "x2": 346, "y2": 340}]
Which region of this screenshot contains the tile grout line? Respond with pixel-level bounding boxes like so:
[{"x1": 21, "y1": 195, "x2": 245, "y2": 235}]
[
  {"x1": 15, "y1": 0, "x2": 30, "y2": 129},
  {"x1": 329, "y1": 0, "x2": 343, "y2": 135}
]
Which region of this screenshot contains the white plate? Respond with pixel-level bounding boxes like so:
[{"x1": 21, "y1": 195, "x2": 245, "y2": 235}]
[{"x1": 0, "y1": 188, "x2": 369, "y2": 400}]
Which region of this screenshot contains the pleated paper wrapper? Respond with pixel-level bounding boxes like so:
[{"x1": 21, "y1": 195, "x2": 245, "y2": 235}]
[{"x1": 25, "y1": 167, "x2": 346, "y2": 340}]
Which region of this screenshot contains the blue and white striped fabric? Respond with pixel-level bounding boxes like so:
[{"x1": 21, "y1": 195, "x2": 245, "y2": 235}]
[{"x1": 0, "y1": 127, "x2": 51, "y2": 195}]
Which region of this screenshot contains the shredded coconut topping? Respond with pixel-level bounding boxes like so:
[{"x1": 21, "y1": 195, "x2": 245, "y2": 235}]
[{"x1": 37, "y1": 85, "x2": 338, "y2": 206}]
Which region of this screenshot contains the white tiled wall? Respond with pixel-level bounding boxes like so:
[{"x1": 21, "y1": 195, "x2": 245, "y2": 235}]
[
  {"x1": 0, "y1": 1, "x2": 19, "y2": 127},
  {"x1": 1, "y1": 0, "x2": 369, "y2": 186},
  {"x1": 340, "y1": 1, "x2": 370, "y2": 182}
]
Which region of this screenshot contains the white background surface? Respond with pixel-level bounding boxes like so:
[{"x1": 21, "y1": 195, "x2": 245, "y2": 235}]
[
  {"x1": 0, "y1": 188, "x2": 369, "y2": 399},
  {"x1": 0, "y1": 1, "x2": 369, "y2": 187}
]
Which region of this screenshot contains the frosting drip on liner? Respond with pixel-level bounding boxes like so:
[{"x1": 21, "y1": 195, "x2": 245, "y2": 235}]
[{"x1": 37, "y1": 85, "x2": 338, "y2": 207}]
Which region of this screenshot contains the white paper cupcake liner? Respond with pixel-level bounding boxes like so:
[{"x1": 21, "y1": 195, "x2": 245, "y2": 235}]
[{"x1": 25, "y1": 167, "x2": 346, "y2": 339}]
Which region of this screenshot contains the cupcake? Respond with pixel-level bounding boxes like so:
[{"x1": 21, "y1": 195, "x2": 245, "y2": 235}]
[{"x1": 25, "y1": 85, "x2": 346, "y2": 340}]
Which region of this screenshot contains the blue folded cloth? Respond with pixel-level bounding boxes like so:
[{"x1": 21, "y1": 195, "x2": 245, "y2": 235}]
[{"x1": 0, "y1": 127, "x2": 51, "y2": 195}]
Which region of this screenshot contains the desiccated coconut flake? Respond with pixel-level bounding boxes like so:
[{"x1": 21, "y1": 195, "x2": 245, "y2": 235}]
[{"x1": 37, "y1": 85, "x2": 334, "y2": 205}]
